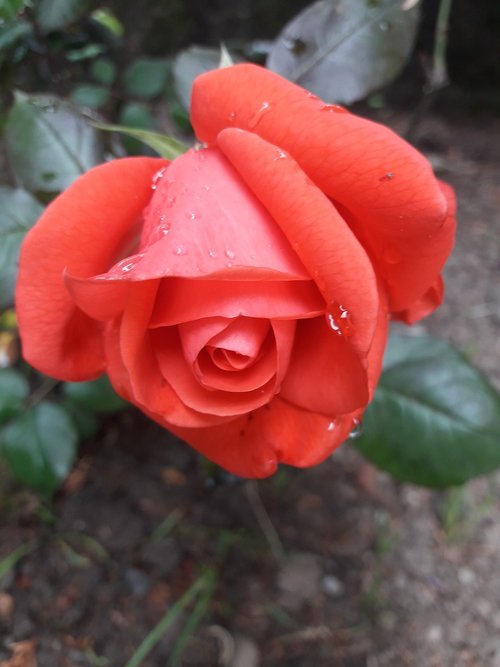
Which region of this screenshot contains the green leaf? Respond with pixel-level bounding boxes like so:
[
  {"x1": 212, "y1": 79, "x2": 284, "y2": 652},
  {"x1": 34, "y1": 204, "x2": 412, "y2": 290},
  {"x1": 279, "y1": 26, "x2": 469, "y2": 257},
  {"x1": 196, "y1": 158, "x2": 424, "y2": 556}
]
[
  {"x1": 267, "y1": 0, "x2": 421, "y2": 104},
  {"x1": 70, "y1": 84, "x2": 110, "y2": 109},
  {"x1": 354, "y1": 334, "x2": 500, "y2": 488},
  {"x1": 123, "y1": 58, "x2": 169, "y2": 99},
  {"x1": 61, "y1": 400, "x2": 98, "y2": 440},
  {"x1": 63, "y1": 376, "x2": 126, "y2": 414},
  {"x1": 0, "y1": 368, "x2": 29, "y2": 426},
  {"x1": 94, "y1": 122, "x2": 188, "y2": 160},
  {"x1": 35, "y1": 0, "x2": 89, "y2": 34},
  {"x1": 4, "y1": 92, "x2": 104, "y2": 194},
  {"x1": 0, "y1": 0, "x2": 30, "y2": 22},
  {"x1": 90, "y1": 7, "x2": 124, "y2": 37},
  {"x1": 89, "y1": 58, "x2": 116, "y2": 85},
  {"x1": 1, "y1": 401, "x2": 78, "y2": 494},
  {"x1": 0, "y1": 19, "x2": 32, "y2": 51},
  {"x1": 172, "y1": 46, "x2": 225, "y2": 110},
  {"x1": 0, "y1": 186, "x2": 44, "y2": 307}
]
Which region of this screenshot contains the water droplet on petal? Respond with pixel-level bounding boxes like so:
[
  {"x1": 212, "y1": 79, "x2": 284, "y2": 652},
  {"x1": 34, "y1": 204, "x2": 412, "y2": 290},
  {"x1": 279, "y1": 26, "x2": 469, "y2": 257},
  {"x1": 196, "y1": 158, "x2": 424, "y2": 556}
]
[
  {"x1": 151, "y1": 167, "x2": 167, "y2": 190},
  {"x1": 225, "y1": 249, "x2": 235, "y2": 260},
  {"x1": 274, "y1": 150, "x2": 287, "y2": 161},
  {"x1": 202, "y1": 185, "x2": 211, "y2": 192},
  {"x1": 208, "y1": 250, "x2": 217, "y2": 258},
  {"x1": 306, "y1": 91, "x2": 320, "y2": 100},
  {"x1": 186, "y1": 211, "x2": 198, "y2": 220},
  {"x1": 228, "y1": 111, "x2": 237, "y2": 122},
  {"x1": 320, "y1": 104, "x2": 349, "y2": 114},
  {"x1": 174, "y1": 245, "x2": 186, "y2": 256},
  {"x1": 325, "y1": 302, "x2": 354, "y2": 337},
  {"x1": 379, "y1": 172, "x2": 394, "y2": 182},
  {"x1": 348, "y1": 418, "x2": 362, "y2": 439},
  {"x1": 248, "y1": 101, "x2": 271, "y2": 129},
  {"x1": 327, "y1": 421, "x2": 336, "y2": 432}
]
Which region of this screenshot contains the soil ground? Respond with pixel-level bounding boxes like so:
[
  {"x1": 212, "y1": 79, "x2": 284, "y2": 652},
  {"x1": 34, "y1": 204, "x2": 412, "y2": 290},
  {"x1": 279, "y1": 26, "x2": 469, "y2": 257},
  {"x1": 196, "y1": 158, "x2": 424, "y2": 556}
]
[{"x1": 0, "y1": 111, "x2": 499, "y2": 667}]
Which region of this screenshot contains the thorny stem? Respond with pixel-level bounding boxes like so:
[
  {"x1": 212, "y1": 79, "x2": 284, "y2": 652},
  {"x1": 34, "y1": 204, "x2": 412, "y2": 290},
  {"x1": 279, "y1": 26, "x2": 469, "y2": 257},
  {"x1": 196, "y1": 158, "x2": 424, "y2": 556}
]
[
  {"x1": 406, "y1": 0, "x2": 454, "y2": 142},
  {"x1": 245, "y1": 480, "x2": 285, "y2": 563}
]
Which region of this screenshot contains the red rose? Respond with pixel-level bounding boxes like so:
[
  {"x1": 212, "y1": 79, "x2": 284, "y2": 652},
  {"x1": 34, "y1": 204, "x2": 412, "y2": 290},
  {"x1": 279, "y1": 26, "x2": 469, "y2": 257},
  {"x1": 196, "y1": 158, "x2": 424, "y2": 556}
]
[{"x1": 16, "y1": 65, "x2": 455, "y2": 477}]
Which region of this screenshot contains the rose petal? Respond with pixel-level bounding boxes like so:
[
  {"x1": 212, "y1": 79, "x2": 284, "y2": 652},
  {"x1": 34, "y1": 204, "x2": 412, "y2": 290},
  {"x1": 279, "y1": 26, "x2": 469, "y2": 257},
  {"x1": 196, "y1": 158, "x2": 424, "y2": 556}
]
[
  {"x1": 165, "y1": 399, "x2": 361, "y2": 478},
  {"x1": 191, "y1": 64, "x2": 455, "y2": 313},
  {"x1": 114, "y1": 281, "x2": 227, "y2": 428},
  {"x1": 216, "y1": 128, "x2": 378, "y2": 357},
  {"x1": 153, "y1": 326, "x2": 279, "y2": 416},
  {"x1": 98, "y1": 148, "x2": 310, "y2": 282},
  {"x1": 16, "y1": 157, "x2": 167, "y2": 380},
  {"x1": 150, "y1": 278, "x2": 324, "y2": 326},
  {"x1": 280, "y1": 316, "x2": 369, "y2": 415}
]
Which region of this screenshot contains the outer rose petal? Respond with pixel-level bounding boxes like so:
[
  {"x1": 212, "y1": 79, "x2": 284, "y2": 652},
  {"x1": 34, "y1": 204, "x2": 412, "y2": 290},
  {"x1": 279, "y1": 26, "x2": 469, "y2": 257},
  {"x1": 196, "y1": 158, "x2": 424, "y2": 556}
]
[
  {"x1": 191, "y1": 64, "x2": 456, "y2": 314},
  {"x1": 16, "y1": 157, "x2": 167, "y2": 380},
  {"x1": 216, "y1": 128, "x2": 378, "y2": 357}
]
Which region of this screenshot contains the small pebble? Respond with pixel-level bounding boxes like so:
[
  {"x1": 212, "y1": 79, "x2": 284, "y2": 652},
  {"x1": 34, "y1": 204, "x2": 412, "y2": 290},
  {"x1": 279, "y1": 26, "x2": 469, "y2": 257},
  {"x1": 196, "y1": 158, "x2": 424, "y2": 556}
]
[{"x1": 321, "y1": 575, "x2": 345, "y2": 598}]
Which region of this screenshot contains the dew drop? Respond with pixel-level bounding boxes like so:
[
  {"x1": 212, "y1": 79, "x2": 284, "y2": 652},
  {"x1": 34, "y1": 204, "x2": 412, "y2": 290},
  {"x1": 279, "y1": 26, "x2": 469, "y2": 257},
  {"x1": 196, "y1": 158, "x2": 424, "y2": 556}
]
[
  {"x1": 248, "y1": 101, "x2": 271, "y2": 129},
  {"x1": 327, "y1": 421, "x2": 336, "y2": 432},
  {"x1": 151, "y1": 167, "x2": 166, "y2": 190},
  {"x1": 225, "y1": 249, "x2": 235, "y2": 260},
  {"x1": 348, "y1": 418, "x2": 362, "y2": 439},
  {"x1": 226, "y1": 262, "x2": 233, "y2": 268},
  {"x1": 202, "y1": 185, "x2": 211, "y2": 192},
  {"x1": 379, "y1": 172, "x2": 394, "y2": 182},
  {"x1": 274, "y1": 149, "x2": 287, "y2": 160},
  {"x1": 208, "y1": 250, "x2": 217, "y2": 258},
  {"x1": 173, "y1": 245, "x2": 186, "y2": 256},
  {"x1": 186, "y1": 211, "x2": 198, "y2": 220},
  {"x1": 325, "y1": 302, "x2": 354, "y2": 337},
  {"x1": 228, "y1": 111, "x2": 237, "y2": 122},
  {"x1": 320, "y1": 104, "x2": 349, "y2": 114},
  {"x1": 306, "y1": 91, "x2": 320, "y2": 100}
]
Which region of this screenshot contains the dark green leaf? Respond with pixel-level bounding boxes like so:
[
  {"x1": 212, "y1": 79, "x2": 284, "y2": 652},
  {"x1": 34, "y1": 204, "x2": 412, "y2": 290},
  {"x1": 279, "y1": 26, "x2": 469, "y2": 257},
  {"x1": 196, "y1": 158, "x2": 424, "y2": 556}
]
[
  {"x1": 172, "y1": 46, "x2": 224, "y2": 110},
  {"x1": 94, "y1": 122, "x2": 188, "y2": 160},
  {"x1": 36, "y1": 0, "x2": 89, "y2": 34},
  {"x1": 267, "y1": 0, "x2": 421, "y2": 104},
  {"x1": 0, "y1": 186, "x2": 44, "y2": 307},
  {"x1": 4, "y1": 92, "x2": 104, "y2": 194},
  {"x1": 123, "y1": 58, "x2": 169, "y2": 98},
  {"x1": 61, "y1": 400, "x2": 99, "y2": 439},
  {"x1": 70, "y1": 84, "x2": 110, "y2": 109},
  {"x1": 63, "y1": 376, "x2": 126, "y2": 414},
  {"x1": 0, "y1": 19, "x2": 32, "y2": 51},
  {"x1": 0, "y1": 368, "x2": 29, "y2": 426},
  {"x1": 1, "y1": 401, "x2": 78, "y2": 494},
  {"x1": 0, "y1": 0, "x2": 30, "y2": 22},
  {"x1": 89, "y1": 58, "x2": 116, "y2": 85},
  {"x1": 354, "y1": 334, "x2": 500, "y2": 488}
]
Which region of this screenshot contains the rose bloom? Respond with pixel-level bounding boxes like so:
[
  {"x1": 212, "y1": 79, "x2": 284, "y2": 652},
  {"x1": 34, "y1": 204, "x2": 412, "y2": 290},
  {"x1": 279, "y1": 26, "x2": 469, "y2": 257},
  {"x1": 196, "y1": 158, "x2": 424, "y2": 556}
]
[{"x1": 16, "y1": 65, "x2": 456, "y2": 477}]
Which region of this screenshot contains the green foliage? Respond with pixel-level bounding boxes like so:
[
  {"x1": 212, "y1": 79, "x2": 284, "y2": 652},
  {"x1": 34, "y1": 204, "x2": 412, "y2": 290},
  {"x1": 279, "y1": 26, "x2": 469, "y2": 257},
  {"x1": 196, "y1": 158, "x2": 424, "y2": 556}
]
[
  {"x1": 4, "y1": 92, "x2": 104, "y2": 194},
  {"x1": 355, "y1": 334, "x2": 500, "y2": 488},
  {"x1": 0, "y1": 368, "x2": 29, "y2": 426},
  {"x1": 1, "y1": 401, "x2": 78, "y2": 495},
  {"x1": 0, "y1": 0, "x2": 30, "y2": 22},
  {"x1": 63, "y1": 376, "x2": 126, "y2": 414},
  {"x1": 35, "y1": 0, "x2": 89, "y2": 34},
  {"x1": 89, "y1": 58, "x2": 117, "y2": 85},
  {"x1": 267, "y1": 0, "x2": 421, "y2": 104},
  {"x1": 0, "y1": 187, "x2": 44, "y2": 307},
  {"x1": 123, "y1": 58, "x2": 169, "y2": 99},
  {"x1": 70, "y1": 84, "x2": 110, "y2": 109},
  {"x1": 94, "y1": 123, "x2": 188, "y2": 159}
]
